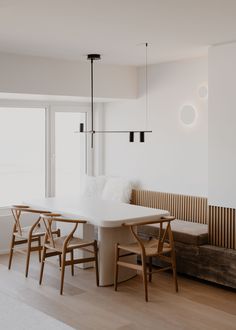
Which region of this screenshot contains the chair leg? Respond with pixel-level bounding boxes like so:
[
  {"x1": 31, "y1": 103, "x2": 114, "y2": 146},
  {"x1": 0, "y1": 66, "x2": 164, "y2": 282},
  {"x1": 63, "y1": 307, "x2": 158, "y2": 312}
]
[
  {"x1": 94, "y1": 240, "x2": 99, "y2": 287},
  {"x1": 8, "y1": 233, "x2": 15, "y2": 270},
  {"x1": 60, "y1": 252, "x2": 66, "y2": 295},
  {"x1": 171, "y1": 249, "x2": 178, "y2": 292},
  {"x1": 59, "y1": 254, "x2": 62, "y2": 268},
  {"x1": 141, "y1": 253, "x2": 148, "y2": 302},
  {"x1": 149, "y1": 257, "x2": 152, "y2": 282},
  {"x1": 38, "y1": 237, "x2": 41, "y2": 263},
  {"x1": 114, "y1": 243, "x2": 119, "y2": 291},
  {"x1": 70, "y1": 250, "x2": 74, "y2": 276},
  {"x1": 25, "y1": 237, "x2": 32, "y2": 277},
  {"x1": 57, "y1": 230, "x2": 61, "y2": 268},
  {"x1": 39, "y1": 246, "x2": 47, "y2": 285},
  {"x1": 173, "y1": 266, "x2": 178, "y2": 293}
]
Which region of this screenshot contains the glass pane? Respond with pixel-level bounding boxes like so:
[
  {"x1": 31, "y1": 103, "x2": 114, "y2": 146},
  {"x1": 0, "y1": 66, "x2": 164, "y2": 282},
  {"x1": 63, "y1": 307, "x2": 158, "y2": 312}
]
[
  {"x1": 55, "y1": 112, "x2": 86, "y2": 197},
  {"x1": 0, "y1": 107, "x2": 45, "y2": 207}
]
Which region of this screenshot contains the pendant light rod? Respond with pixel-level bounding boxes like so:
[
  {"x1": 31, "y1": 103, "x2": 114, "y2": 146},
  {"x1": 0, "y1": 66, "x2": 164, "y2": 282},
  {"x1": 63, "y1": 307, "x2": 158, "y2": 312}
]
[
  {"x1": 145, "y1": 42, "x2": 148, "y2": 131},
  {"x1": 87, "y1": 54, "x2": 101, "y2": 148},
  {"x1": 91, "y1": 58, "x2": 94, "y2": 148},
  {"x1": 91, "y1": 58, "x2": 94, "y2": 133}
]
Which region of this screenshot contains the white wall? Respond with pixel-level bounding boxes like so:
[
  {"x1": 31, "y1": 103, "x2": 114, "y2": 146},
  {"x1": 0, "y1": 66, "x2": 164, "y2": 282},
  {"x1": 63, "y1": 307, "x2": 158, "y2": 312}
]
[
  {"x1": 0, "y1": 52, "x2": 137, "y2": 99},
  {"x1": 104, "y1": 57, "x2": 208, "y2": 197},
  {"x1": 209, "y1": 43, "x2": 236, "y2": 208}
]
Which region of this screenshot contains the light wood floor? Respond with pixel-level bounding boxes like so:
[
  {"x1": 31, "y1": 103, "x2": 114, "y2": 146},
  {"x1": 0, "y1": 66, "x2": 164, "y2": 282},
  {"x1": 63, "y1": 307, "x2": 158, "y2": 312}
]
[{"x1": 0, "y1": 252, "x2": 236, "y2": 330}]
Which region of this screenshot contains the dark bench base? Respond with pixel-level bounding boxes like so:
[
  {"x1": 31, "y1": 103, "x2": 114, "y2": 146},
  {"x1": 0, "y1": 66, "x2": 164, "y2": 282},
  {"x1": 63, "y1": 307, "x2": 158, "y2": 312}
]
[
  {"x1": 139, "y1": 222, "x2": 236, "y2": 289},
  {"x1": 153, "y1": 243, "x2": 236, "y2": 289}
]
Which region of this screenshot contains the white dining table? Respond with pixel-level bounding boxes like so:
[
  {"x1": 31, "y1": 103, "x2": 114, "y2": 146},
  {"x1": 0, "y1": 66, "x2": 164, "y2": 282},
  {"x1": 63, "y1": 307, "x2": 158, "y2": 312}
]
[{"x1": 25, "y1": 196, "x2": 169, "y2": 286}]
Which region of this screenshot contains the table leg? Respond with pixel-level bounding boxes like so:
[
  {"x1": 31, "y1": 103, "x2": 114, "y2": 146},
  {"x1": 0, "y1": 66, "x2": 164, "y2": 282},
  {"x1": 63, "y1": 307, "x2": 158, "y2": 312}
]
[{"x1": 98, "y1": 226, "x2": 137, "y2": 286}]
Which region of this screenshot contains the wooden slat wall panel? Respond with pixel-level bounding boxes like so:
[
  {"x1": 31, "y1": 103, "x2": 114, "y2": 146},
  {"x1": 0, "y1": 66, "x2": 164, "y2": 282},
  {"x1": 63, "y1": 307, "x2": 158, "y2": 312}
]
[
  {"x1": 209, "y1": 205, "x2": 236, "y2": 249},
  {"x1": 131, "y1": 190, "x2": 236, "y2": 249},
  {"x1": 131, "y1": 189, "x2": 208, "y2": 224}
]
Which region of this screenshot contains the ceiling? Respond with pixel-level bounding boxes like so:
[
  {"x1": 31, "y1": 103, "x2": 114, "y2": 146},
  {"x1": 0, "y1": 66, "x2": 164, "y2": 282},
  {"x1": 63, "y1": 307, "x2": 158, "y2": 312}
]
[{"x1": 0, "y1": 0, "x2": 236, "y2": 66}]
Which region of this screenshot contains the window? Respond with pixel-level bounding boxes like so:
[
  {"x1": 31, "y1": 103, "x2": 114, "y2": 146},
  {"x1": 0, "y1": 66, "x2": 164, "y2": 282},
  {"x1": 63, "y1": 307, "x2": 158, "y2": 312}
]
[
  {"x1": 55, "y1": 111, "x2": 86, "y2": 197},
  {"x1": 0, "y1": 106, "x2": 88, "y2": 207},
  {"x1": 0, "y1": 107, "x2": 45, "y2": 207}
]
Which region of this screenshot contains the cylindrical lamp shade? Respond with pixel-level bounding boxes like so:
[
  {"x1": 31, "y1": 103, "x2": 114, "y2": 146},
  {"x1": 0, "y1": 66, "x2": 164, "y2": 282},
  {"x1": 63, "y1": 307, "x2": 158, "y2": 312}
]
[
  {"x1": 129, "y1": 132, "x2": 134, "y2": 142},
  {"x1": 80, "y1": 123, "x2": 84, "y2": 132},
  {"x1": 140, "y1": 131, "x2": 145, "y2": 142}
]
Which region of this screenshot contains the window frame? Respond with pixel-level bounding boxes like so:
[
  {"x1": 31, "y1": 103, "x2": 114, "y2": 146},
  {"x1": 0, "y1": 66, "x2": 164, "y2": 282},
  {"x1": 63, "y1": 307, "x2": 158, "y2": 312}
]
[
  {"x1": 0, "y1": 101, "x2": 91, "y2": 210},
  {"x1": 49, "y1": 104, "x2": 91, "y2": 197}
]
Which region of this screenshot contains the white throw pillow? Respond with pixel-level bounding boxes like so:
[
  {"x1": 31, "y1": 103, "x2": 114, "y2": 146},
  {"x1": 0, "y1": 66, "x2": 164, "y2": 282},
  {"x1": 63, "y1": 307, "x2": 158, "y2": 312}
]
[
  {"x1": 81, "y1": 175, "x2": 107, "y2": 198},
  {"x1": 102, "y1": 177, "x2": 132, "y2": 203}
]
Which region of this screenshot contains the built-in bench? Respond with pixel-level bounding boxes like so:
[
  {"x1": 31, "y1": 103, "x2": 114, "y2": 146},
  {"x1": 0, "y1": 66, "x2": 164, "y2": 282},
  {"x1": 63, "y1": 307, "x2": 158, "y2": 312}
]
[
  {"x1": 131, "y1": 189, "x2": 236, "y2": 289},
  {"x1": 139, "y1": 220, "x2": 208, "y2": 246}
]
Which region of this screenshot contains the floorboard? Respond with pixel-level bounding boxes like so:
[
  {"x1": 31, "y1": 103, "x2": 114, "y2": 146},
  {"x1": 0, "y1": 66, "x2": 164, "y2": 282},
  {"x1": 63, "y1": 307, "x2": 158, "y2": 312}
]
[{"x1": 0, "y1": 252, "x2": 236, "y2": 330}]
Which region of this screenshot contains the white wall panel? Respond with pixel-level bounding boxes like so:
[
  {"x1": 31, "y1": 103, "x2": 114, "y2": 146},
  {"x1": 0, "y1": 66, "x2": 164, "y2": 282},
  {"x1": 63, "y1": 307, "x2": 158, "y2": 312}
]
[
  {"x1": 209, "y1": 43, "x2": 236, "y2": 208},
  {"x1": 104, "y1": 57, "x2": 208, "y2": 197}
]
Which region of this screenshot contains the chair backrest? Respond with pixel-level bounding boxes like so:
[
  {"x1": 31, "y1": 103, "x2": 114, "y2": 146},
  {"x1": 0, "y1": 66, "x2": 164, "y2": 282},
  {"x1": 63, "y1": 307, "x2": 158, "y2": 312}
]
[
  {"x1": 156, "y1": 218, "x2": 174, "y2": 253},
  {"x1": 11, "y1": 205, "x2": 52, "y2": 236},
  {"x1": 123, "y1": 216, "x2": 175, "y2": 254},
  {"x1": 40, "y1": 214, "x2": 87, "y2": 249}
]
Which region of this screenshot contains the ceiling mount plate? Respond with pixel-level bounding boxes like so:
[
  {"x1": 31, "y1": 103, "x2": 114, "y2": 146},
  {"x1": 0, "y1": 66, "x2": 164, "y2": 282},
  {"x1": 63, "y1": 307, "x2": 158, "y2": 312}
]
[{"x1": 87, "y1": 54, "x2": 101, "y2": 61}]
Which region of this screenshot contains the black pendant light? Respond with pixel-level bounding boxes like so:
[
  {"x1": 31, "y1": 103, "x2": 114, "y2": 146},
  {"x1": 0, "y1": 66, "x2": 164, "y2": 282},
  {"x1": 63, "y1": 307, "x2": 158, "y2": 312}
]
[
  {"x1": 129, "y1": 132, "x2": 134, "y2": 142},
  {"x1": 140, "y1": 131, "x2": 145, "y2": 143},
  {"x1": 76, "y1": 43, "x2": 152, "y2": 148}
]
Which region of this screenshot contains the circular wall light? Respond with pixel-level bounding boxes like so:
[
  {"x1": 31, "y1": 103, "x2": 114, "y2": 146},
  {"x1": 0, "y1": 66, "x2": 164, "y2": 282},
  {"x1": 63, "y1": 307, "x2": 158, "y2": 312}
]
[
  {"x1": 180, "y1": 104, "x2": 197, "y2": 126},
  {"x1": 198, "y1": 84, "x2": 208, "y2": 100}
]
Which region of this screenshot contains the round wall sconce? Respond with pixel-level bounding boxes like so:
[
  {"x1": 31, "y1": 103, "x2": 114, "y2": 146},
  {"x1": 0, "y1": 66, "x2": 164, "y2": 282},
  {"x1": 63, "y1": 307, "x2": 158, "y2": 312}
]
[
  {"x1": 198, "y1": 84, "x2": 208, "y2": 100},
  {"x1": 180, "y1": 104, "x2": 197, "y2": 126}
]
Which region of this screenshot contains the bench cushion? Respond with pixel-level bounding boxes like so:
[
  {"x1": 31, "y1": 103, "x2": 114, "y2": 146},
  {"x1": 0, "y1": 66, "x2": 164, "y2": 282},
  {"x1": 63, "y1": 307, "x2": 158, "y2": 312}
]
[{"x1": 138, "y1": 219, "x2": 208, "y2": 246}]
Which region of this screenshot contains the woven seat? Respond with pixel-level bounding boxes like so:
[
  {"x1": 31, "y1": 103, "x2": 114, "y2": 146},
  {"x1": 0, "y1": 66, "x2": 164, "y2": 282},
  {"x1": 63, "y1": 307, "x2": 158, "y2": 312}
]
[
  {"x1": 14, "y1": 225, "x2": 46, "y2": 239},
  {"x1": 114, "y1": 216, "x2": 178, "y2": 302},
  {"x1": 45, "y1": 236, "x2": 95, "y2": 252},
  {"x1": 118, "y1": 239, "x2": 172, "y2": 257}
]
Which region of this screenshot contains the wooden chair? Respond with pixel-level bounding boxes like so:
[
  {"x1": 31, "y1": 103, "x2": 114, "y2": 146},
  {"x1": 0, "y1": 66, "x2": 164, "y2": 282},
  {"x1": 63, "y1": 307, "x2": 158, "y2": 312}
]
[
  {"x1": 39, "y1": 214, "x2": 99, "y2": 295},
  {"x1": 8, "y1": 205, "x2": 61, "y2": 277},
  {"x1": 114, "y1": 216, "x2": 178, "y2": 302}
]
